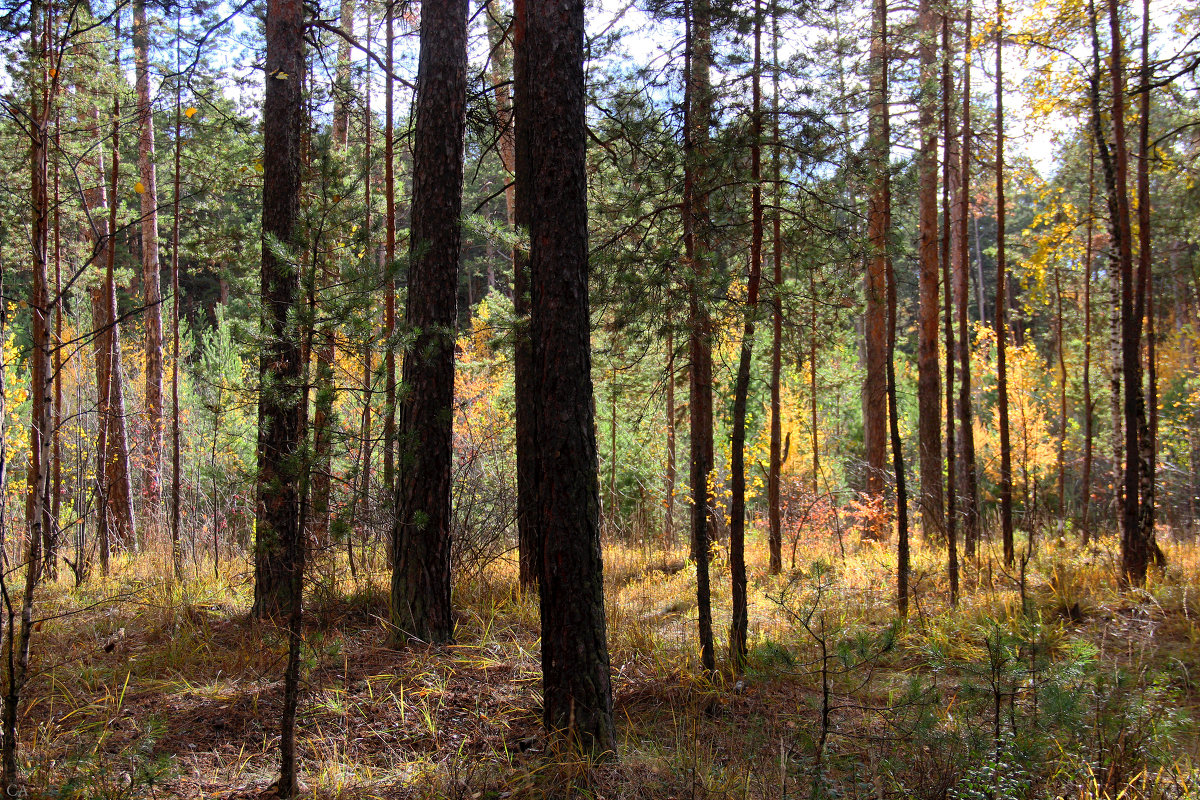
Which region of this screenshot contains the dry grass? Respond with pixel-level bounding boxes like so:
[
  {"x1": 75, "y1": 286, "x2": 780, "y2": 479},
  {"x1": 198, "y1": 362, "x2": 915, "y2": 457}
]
[{"x1": 13, "y1": 523, "x2": 1200, "y2": 799}]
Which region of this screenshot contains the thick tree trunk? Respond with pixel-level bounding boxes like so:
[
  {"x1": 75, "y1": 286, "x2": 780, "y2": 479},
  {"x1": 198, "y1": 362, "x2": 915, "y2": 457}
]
[
  {"x1": 520, "y1": 0, "x2": 617, "y2": 753},
  {"x1": 917, "y1": 0, "x2": 944, "y2": 543},
  {"x1": 391, "y1": 0, "x2": 467, "y2": 645},
  {"x1": 995, "y1": 0, "x2": 1015, "y2": 567},
  {"x1": 729, "y1": 0, "x2": 764, "y2": 674},
  {"x1": 253, "y1": 0, "x2": 306, "y2": 623},
  {"x1": 511, "y1": 0, "x2": 539, "y2": 589},
  {"x1": 133, "y1": 0, "x2": 163, "y2": 537}
]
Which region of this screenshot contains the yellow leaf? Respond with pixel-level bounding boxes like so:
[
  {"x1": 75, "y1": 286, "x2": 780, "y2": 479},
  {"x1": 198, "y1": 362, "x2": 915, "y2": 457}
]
[
  {"x1": 254, "y1": 161, "x2": 264, "y2": 174},
  {"x1": 184, "y1": 107, "x2": 197, "y2": 118},
  {"x1": 134, "y1": 181, "x2": 145, "y2": 194},
  {"x1": 273, "y1": 70, "x2": 289, "y2": 80}
]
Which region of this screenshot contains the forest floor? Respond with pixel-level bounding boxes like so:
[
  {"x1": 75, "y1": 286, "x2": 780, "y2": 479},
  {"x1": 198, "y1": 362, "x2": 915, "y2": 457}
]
[{"x1": 17, "y1": 522, "x2": 1200, "y2": 799}]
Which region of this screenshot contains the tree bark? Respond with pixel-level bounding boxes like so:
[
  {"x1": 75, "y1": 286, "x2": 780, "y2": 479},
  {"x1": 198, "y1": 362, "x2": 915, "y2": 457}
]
[
  {"x1": 383, "y1": 2, "x2": 398, "y2": 505},
  {"x1": 955, "y1": 5, "x2": 981, "y2": 564},
  {"x1": 133, "y1": 0, "x2": 163, "y2": 537},
  {"x1": 767, "y1": 1, "x2": 783, "y2": 574},
  {"x1": 864, "y1": 0, "x2": 890, "y2": 532},
  {"x1": 941, "y1": 8, "x2": 958, "y2": 604},
  {"x1": 521, "y1": 0, "x2": 617, "y2": 753},
  {"x1": 729, "y1": 0, "x2": 764, "y2": 674},
  {"x1": 511, "y1": 0, "x2": 539, "y2": 589},
  {"x1": 917, "y1": 0, "x2": 945, "y2": 543},
  {"x1": 253, "y1": 0, "x2": 306, "y2": 622},
  {"x1": 995, "y1": 0, "x2": 1015, "y2": 567},
  {"x1": 391, "y1": 0, "x2": 467, "y2": 645},
  {"x1": 684, "y1": 0, "x2": 717, "y2": 676}
]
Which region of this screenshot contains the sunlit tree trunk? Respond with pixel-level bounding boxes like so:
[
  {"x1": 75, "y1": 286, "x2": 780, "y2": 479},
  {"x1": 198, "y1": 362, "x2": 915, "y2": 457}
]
[
  {"x1": 133, "y1": 0, "x2": 163, "y2": 538},
  {"x1": 941, "y1": 9, "x2": 958, "y2": 603},
  {"x1": 917, "y1": 0, "x2": 944, "y2": 543}
]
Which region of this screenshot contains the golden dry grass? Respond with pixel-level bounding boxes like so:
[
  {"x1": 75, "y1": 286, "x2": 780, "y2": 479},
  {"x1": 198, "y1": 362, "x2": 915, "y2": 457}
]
[{"x1": 13, "y1": 522, "x2": 1200, "y2": 799}]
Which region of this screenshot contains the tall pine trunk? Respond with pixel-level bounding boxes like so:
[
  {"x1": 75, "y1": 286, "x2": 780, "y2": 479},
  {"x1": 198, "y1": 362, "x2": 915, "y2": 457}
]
[
  {"x1": 916, "y1": 0, "x2": 945, "y2": 542},
  {"x1": 941, "y1": 9, "x2": 959, "y2": 603},
  {"x1": 729, "y1": 0, "x2": 764, "y2": 674},
  {"x1": 767, "y1": 1, "x2": 784, "y2": 574},
  {"x1": 521, "y1": 0, "x2": 617, "y2": 753},
  {"x1": 684, "y1": 0, "x2": 716, "y2": 675},
  {"x1": 995, "y1": 0, "x2": 1015, "y2": 567},
  {"x1": 391, "y1": 0, "x2": 467, "y2": 645},
  {"x1": 133, "y1": 0, "x2": 163, "y2": 537},
  {"x1": 253, "y1": 0, "x2": 306, "y2": 620}
]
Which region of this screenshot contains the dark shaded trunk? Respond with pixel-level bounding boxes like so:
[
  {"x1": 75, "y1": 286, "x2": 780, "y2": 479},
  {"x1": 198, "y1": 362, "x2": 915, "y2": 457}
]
[
  {"x1": 512, "y1": 0, "x2": 539, "y2": 590},
  {"x1": 171, "y1": 6, "x2": 184, "y2": 577},
  {"x1": 729, "y1": 0, "x2": 763, "y2": 674},
  {"x1": 684, "y1": 0, "x2": 716, "y2": 675},
  {"x1": 941, "y1": 9, "x2": 958, "y2": 604},
  {"x1": 521, "y1": 0, "x2": 617, "y2": 753},
  {"x1": 995, "y1": 0, "x2": 1014, "y2": 567},
  {"x1": 391, "y1": 0, "x2": 467, "y2": 645},
  {"x1": 1135, "y1": 0, "x2": 1160, "y2": 568},
  {"x1": 955, "y1": 6, "x2": 981, "y2": 564},
  {"x1": 253, "y1": 0, "x2": 306, "y2": 622}
]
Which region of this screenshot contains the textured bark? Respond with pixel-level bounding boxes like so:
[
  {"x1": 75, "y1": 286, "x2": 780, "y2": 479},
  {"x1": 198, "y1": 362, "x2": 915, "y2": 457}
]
[
  {"x1": 1135, "y1": 0, "x2": 1160, "y2": 568},
  {"x1": 995, "y1": 0, "x2": 1014, "y2": 568},
  {"x1": 941, "y1": 9, "x2": 958, "y2": 604},
  {"x1": 864, "y1": 0, "x2": 889, "y2": 515},
  {"x1": 253, "y1": 0, "x2": 306, "y2": 622},
  {"x1": 729, "y1": 0, "x2": 763, "y2": 674},
  {"x1": 512, "y1": 0, "x2": 539, "y2": 589},
  {"x1": 391, "y1": 0, "x2": 467, "y2": 645},
  {"x1": 133, "y1": 0, "x2": 163, "y2": 535},
  {"x1": 92, "y1": 80, "x2": 138, "y2": 558},
  {"x1": 684, "y1": 0, "x2": 716, "y2": 675},
  {"x1": 916, "y1": 0, "x2": 944, "y2": 542},
  {"x1": 953, "y1": 5, "x2": 981, "y2": 564},
  {"x1": 521, "y1": 0, "x2": 616, "y2": 753},
  {"x1": 1104, "y1": 0, "x2": 1150, "y2": 585},
  {"x1": 383, "y1": 3, "x2": 397, "y2": 503},
  {"x1": 767, "y1": 2, "x2": 783, "y2": 574},
  {"x1": 863, "y1": 0, "x2": 889, "y2": 511}
]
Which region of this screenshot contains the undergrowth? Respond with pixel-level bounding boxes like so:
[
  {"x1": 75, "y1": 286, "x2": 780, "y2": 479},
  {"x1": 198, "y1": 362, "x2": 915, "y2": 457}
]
[{"x1": 12, "y1": 527, "x2": 1200, "y2": 799}]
